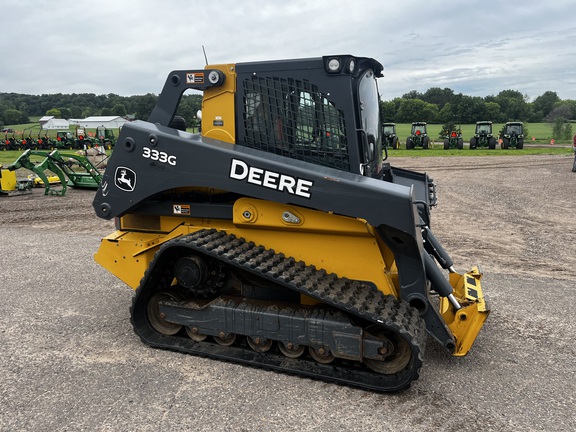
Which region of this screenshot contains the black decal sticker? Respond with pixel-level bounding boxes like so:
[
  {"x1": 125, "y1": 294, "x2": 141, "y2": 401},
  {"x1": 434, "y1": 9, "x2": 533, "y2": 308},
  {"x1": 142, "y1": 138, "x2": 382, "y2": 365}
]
[{"x1": 115, "y1": 167, "x2": 136, "y2": 192}]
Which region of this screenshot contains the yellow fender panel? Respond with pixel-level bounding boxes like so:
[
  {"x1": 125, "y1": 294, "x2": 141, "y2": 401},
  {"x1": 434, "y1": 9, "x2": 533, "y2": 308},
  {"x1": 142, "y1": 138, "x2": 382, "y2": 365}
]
[
  {"x1": 230, "y1": 198, "x2": 398, "y2": 297},
  {"x1": 95, "y1": 198, "x2": 400, "y2": 299}
]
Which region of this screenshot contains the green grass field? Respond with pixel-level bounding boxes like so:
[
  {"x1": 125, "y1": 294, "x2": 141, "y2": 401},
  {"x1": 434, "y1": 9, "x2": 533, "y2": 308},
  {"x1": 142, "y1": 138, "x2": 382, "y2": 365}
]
[
  {"x1": 386, "y1": 146, "x2": 571, "y2": 157},
  {"x1": 392, "y1": 122, "x2": 567, "y2": 146},
  {"x1": 1, "y1": 145, "x2": 571, "y2": 168},
  {"x1": 3, "y1": 121, "x2": 568, "y2": 145},
  {"x1": 2, "y1": 120, "x2": 572, "y2": 167}
]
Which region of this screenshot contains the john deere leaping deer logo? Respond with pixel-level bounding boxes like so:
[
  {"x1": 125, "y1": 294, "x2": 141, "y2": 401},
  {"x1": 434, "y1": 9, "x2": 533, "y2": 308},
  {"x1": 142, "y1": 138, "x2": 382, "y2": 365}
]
[{"x1": 114, "y1": 167, "x2": 137, "y2": 192}]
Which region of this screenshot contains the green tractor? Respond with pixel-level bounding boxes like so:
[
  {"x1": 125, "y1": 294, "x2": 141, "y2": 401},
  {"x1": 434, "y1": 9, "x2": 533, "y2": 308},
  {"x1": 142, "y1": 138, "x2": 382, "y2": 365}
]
[
  {"x1": 21, "y1": 127, "x2": 40, "y2": 150},
  {"x1": 73, "y1": 126, "x2": 94, "y2": 149},
  {"x1": 500, "y1": 122, "x2": 524, "y2": 149},
  {"x1": 406, "y1": 121, "x2": 430, "y2": 149},
  {"x1": 443, "y1": 129, "x2": 463, "y2": 150},
  {"x1": 55, "y1": 131, "x2": 75, "y2": 149},
  {"x1": 382, "y1": 122, "x2": 400, "y2": 149},
  {"x1": 470, "y1": 121, "x2": 496, "y2": 149},
  {"x1": 95, "y1": 126, "x2": 116, "y2": 150},
  {"x1": 2, "y1": 132, "x2": 19, "y2": 151},
  {"x1": 20, "y1": 127, "x2": 54, "y2": 151}
]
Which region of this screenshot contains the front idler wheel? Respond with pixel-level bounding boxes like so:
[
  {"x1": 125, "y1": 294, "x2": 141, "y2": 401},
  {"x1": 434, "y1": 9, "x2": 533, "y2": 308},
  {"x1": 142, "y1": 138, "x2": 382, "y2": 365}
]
[{"x1": 362, "y1": 325, "x2": 411, "y2": 374}]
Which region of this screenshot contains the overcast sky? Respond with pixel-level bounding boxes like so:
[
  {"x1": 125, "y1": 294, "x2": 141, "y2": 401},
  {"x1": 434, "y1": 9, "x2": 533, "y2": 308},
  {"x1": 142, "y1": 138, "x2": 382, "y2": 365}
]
[{"x1": 1, "y1": 0, "x2": 575, "y2": 101}]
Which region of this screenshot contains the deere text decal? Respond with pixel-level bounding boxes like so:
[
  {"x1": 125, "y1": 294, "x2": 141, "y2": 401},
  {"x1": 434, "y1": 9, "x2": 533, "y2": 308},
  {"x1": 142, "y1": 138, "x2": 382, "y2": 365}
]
[{"x1": 229, "y1": 159, "x2": 313, "y2": 198}]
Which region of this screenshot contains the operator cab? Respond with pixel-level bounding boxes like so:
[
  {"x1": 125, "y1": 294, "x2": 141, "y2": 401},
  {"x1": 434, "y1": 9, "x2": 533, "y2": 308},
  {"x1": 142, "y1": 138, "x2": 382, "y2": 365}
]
[
  {"x1": 235, "y1": 55, "x2": 384, "y2": 179},
  {"x1": 505, "y1": 124, "x2": 523, "y2": 135}
]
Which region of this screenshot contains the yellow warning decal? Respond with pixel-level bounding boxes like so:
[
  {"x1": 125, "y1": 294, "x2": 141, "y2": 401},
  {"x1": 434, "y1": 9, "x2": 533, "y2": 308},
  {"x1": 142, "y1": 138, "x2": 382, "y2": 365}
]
[{"x1": 186, "y1": 73, "x2": 204, "y2": 84}]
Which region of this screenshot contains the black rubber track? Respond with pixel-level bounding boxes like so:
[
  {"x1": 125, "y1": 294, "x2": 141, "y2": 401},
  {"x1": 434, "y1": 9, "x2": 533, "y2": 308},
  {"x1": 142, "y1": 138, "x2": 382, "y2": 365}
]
[{"x1": 131, "y1": 229, "x2": 427, "y2": 392}]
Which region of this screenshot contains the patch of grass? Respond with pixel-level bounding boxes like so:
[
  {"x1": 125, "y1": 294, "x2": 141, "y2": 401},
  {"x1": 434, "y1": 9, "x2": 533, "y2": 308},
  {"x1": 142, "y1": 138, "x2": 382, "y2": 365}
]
[
  {"x1": 386, "y1": 146, "x2": 571, "y2": 157},
  {"x1": 391, "y1": 122, "x2": 567, "y2": 145},
  {"x1": 2, "y1": 145, "x2": 571, "y2": 170},
  {"x1": 3, "y1": 120, "x2": 570, "y2": 145},
  {"x1": 0, "y1": 150, "x2": 57, "y2": 167},
  {"x1": 3, "y1": 123, "x2": 42, "y2": 133}
]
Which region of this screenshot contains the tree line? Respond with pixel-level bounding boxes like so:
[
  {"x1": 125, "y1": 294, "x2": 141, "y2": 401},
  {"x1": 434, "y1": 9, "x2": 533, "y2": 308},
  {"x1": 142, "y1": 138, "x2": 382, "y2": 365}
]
[
  {"x1": 380, "y1": 88, "x2": 576, "y2": 140},
  {"x1": 0, "y1": 92, "x2": 202, "y2": 128},
  {"x1": 1, "y1": 87, "x2": 574, "y2": 140}
]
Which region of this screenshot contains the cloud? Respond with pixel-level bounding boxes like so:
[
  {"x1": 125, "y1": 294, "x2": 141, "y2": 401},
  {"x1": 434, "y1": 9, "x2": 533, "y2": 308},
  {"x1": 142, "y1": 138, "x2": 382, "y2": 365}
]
[{"x1": 1, "y1": 0, "x2": 575, "y2": 101}]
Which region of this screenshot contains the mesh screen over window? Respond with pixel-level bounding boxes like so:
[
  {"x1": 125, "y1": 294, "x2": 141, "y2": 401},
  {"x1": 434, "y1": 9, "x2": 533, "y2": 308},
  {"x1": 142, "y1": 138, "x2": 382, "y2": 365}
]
[{"x1": 241, "y1": 76, "x2": 349, "y2": 171}]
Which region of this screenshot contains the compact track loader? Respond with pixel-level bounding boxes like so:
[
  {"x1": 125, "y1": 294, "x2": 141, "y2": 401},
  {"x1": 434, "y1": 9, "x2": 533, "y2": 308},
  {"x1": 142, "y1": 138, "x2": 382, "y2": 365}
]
[{"x1": 93, "y1": 55, "x2": 489, "y2": 392}]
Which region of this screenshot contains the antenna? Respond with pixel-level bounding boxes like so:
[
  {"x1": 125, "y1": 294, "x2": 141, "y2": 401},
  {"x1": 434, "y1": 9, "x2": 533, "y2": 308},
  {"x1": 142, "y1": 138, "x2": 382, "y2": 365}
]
[{"x1": 202, "y1": 45, "x2": 209, "y2": 66}]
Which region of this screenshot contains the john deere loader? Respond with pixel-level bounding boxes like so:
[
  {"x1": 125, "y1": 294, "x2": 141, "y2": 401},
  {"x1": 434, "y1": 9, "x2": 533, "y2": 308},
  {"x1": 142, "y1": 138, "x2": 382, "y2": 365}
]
[{"x1": 93, "y1": 55, "x2": 489, "y2": 392}]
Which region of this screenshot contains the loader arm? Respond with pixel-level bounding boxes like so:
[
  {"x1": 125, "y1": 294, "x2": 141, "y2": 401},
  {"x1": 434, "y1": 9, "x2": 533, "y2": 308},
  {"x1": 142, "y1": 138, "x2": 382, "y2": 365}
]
[{"x1": 8, "y1": 149, "x2": 67, "y2": 196}]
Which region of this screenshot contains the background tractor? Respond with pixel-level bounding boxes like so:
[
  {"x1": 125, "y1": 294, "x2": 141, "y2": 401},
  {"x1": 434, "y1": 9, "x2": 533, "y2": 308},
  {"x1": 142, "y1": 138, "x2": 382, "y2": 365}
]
[
  {"x1": 95, "y1": 126, "x2": 117, "y2": 149},
  {"x1": 382, "y1": 122, "x2": 400, "y2": 149},
  {"x1": 3, "y1": 130, "x2": 20, "y2": 151},
  {"x1": 19, "y1": 127, "x2": 54, "y2": 150},
  {"x1": 73, "y1": 126, "x2": 94, "y2": 149},
  {"x1": 406, "y1": 121, "x2": 430, "y2": 149},
  {"x1": 55, "y1": 131, "x2": 75, "y2": 149},
  {"x1": 500, "y1": 122, "x2": 524, "y2": 149},
  {"x1": 443, "y1": 129, "x2": 463, "y2": 150},
  {"x1": 470, "y1": 121, "x2": 496, "y2": 149}
]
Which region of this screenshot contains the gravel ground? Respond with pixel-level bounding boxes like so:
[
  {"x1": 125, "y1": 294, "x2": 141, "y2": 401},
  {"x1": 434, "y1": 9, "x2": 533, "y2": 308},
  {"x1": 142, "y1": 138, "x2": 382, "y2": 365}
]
[
  {"x1": 401, "y1": 154, "x2": 576, "y2": 281},
  {"x1": 0, "y1": 153, "x2": 575, "y2": 431}
]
